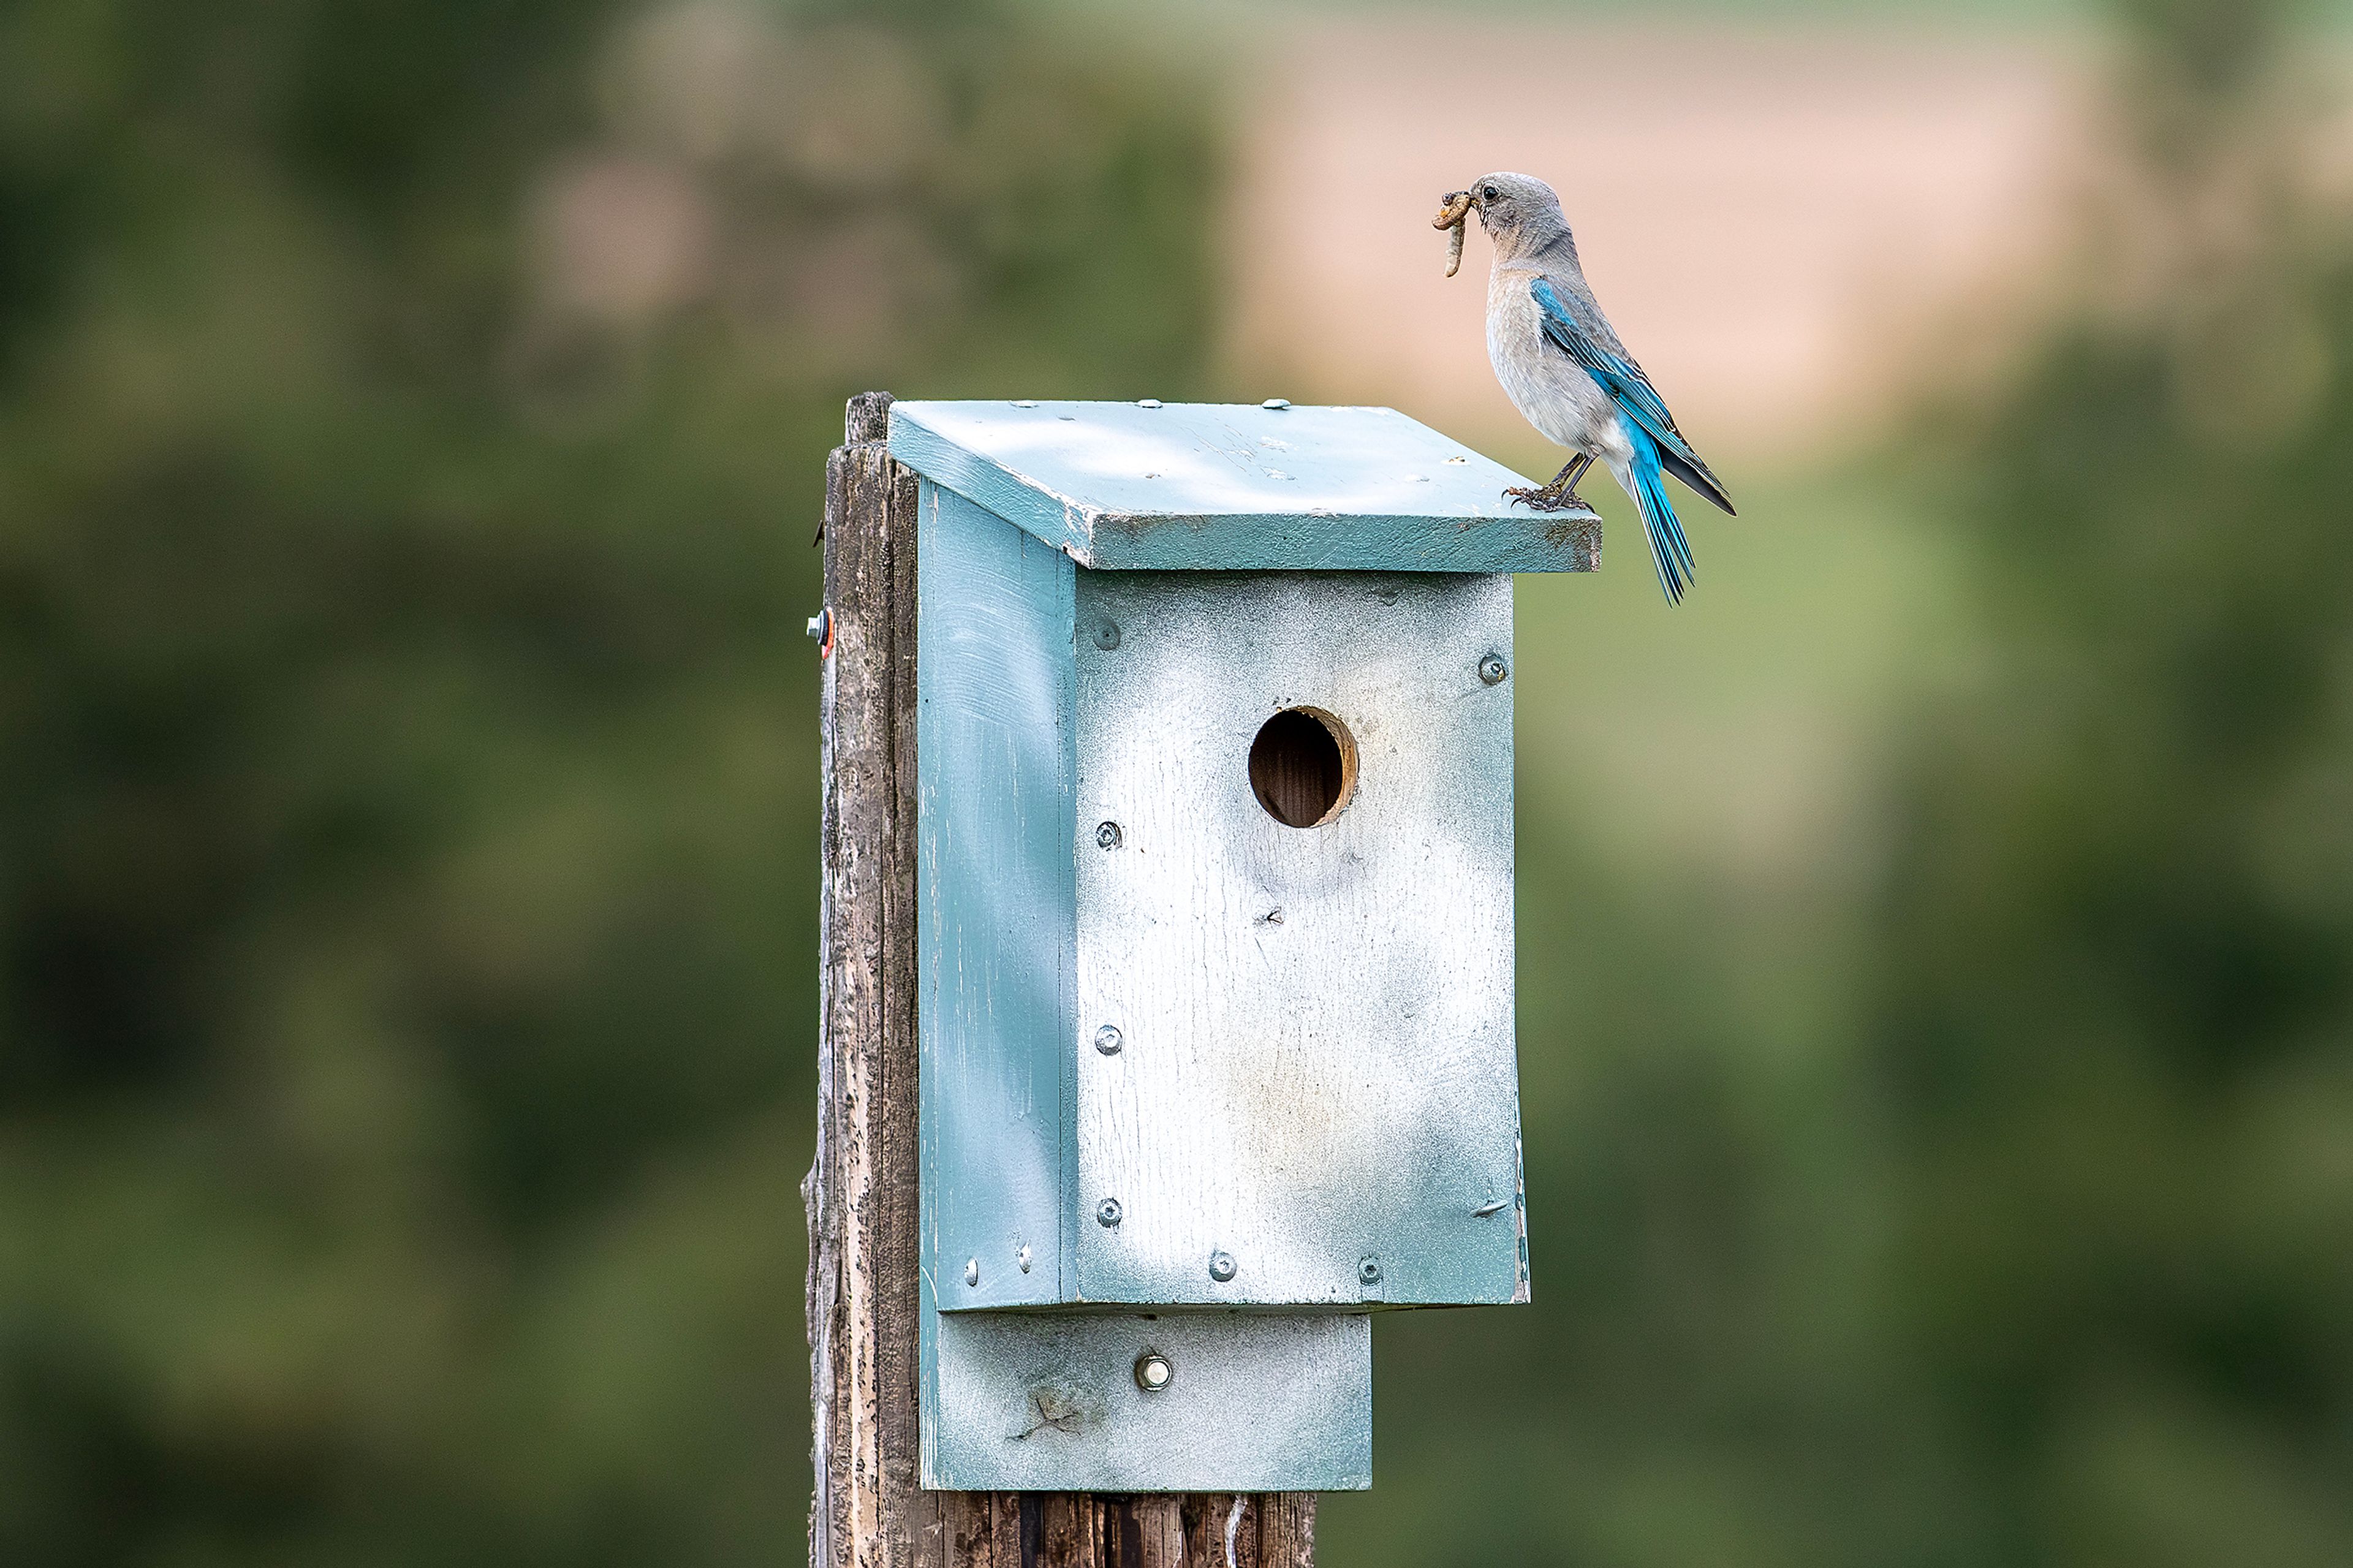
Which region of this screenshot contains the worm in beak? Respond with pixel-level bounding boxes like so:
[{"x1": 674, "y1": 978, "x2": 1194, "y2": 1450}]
[{"x1": 1433, "y1": 189, "x2": 1473, "y2": 278}]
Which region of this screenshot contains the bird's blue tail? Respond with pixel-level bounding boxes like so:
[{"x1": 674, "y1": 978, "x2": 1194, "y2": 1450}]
[{"x1": 1629, "y1": 428, "x2": 1696, "y2": 605}]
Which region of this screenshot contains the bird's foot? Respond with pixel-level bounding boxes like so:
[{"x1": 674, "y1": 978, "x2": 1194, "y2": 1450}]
[{"x1": 1503, "y1": 485, "x2": 1591, "y2": 513}]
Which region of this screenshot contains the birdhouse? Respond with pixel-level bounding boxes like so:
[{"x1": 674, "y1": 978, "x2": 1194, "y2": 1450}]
[{"x1": 891, "y1": 398, "x2": 1597, "y2": 1493}]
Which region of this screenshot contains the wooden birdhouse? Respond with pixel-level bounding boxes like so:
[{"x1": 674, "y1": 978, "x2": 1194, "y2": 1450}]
[{"x1": 890, "y1": 398, "x2": 1597, "y2": 1492}]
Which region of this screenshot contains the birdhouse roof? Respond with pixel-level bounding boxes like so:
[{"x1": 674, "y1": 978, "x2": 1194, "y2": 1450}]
[{"x1": 886, "y1": 400, "x2": 1598, "y2": 572}]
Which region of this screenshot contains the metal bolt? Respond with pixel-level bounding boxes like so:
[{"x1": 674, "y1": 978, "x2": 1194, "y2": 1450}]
[
  {"x1": 1208, "y1": 1251, "x2": 1237, "y2": 1282},
  {"x1": 1134, "y1": 1352, "x2": 1172, "y2": 1392},
  {"x1": 1137, "y1": 398, "x2": 1163, "y2": 409},
  {"x1": 1262, "y1": 398, "x2": 1290, "y2": 410},
  {"x1": 1478, "y1": 654, "x2": 1509, "y2": 686},
  {"x1": 1012, "y1": 400, "x2": 1038, "y2": 407},
  {"x1": 965, "y1": 1258, "x2": 980, "y2": 1287},
  {"x1": 1018, "y1": 1246, "x2": 1032, "y2": 1274},
  {"x1": 1096, "y1": 821, "x2": 1123, "y2": 850},
  {"x1": 1093, "y1": 619, "x2": 1121, "y2": 651},
  {"x1": 806, "y1": 607, "x2": 831, "y2": 643},
  {"x1": 1358, "y1": 1257, "x2": 1382, "y2": 1285},
  {"x1": 1095, "y1": 1025, "x2": 1123, "y2": 1056},
  {"x1": 1096, "y1": 1198, "x2": 1123, "y2": 1227}
]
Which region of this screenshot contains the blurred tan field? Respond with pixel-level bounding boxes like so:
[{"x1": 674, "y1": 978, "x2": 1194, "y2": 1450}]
[{"x1": 1225, "y1": 20, "x2": 2097, "y2": 459}]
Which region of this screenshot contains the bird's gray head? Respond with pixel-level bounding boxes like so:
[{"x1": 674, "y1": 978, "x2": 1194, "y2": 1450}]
[{"x1": 1468, "y1": 172, "x2": 1573, "y2": 263}]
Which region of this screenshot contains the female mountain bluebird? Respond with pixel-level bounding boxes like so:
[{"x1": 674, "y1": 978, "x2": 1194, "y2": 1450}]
[{"x1": 1449, "y1": 173, "x2": 1735, "y2": 603}]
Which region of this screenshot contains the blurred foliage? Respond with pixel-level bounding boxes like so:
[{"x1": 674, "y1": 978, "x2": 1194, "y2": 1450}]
[
  {"x1": 0, "y1": 0, "x2": 1219, "y2": 1561},
  {"x1": 1863, "y1": 0, "x2": 2353, "y2": 1555}
]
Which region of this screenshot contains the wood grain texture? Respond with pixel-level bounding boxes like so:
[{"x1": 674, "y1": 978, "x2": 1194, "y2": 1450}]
[{"x1": 811, "y1": 392, "x2": 1315, "y2": 1568}]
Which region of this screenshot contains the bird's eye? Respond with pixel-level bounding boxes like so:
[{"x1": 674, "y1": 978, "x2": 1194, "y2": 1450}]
[{"x1": 1481, "y1": 184, "x2": 1498, "y2": 201}]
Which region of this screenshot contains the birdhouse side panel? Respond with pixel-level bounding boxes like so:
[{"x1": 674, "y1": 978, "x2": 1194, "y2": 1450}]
[{"x1": 917, "y1": 482, "x2": 1078, "y2": 1311}]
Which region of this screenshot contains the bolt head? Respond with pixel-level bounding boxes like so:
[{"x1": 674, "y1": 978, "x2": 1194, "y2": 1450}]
[
  {"x1": 1208, "y1": 1250, "x2": 1238, "y2": 1282},
  {"x1": 1095, "y1": 1025, "x2": 1123, "y2": 1056},
  {"x1": 1358, "y1": 1257, "x2": 1382, "y2": 1284},
  {"x1": 1478, "y1": 654, "x2": 1509, "y2": 686},
  {"x1": 1096, "y1": 821, "x2": 1123, "y2": 850},
  {"x1": 1137, "y1": 398, "x2": 1163, "y2": 409},
  {"x1": 1262, "y1": 398, "x2": 1290, "y2": 410},
  {"x1": 964, "y1": 1258, "x2": 979, "y2": 1287},
  {"x1": 1134, "y1": 1352, "x2": 1172, "y2": 1392},
  {"x1": 1096, "y1": 1198, "x2": 1123, "y2": 1227},
  {"x1": 1093, "y1": 619, "x2": 1121, "y2": 651},
  {"x1": 1018, "y1": 1246, "x2": 1032, "y2": 1274}
]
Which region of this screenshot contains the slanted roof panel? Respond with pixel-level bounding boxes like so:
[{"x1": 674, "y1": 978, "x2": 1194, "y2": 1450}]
[{"x1": 887, "y1": 400, "x2": 1599, "y2": 572}]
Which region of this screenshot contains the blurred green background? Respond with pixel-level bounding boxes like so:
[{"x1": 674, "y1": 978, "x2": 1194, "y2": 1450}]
[{"x1": 4, "y1": 0, "x2": 2350, "y2": 1563}]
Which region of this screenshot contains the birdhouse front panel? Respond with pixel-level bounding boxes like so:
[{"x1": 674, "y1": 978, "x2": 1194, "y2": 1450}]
[{"x1": 1070, "y1": 569, "x2": 1526, "y2": 1308}]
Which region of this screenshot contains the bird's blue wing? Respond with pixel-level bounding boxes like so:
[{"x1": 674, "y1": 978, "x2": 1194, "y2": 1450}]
[{"x1": 1531, "y1": 277, "x2": 1734, "y2": 517}]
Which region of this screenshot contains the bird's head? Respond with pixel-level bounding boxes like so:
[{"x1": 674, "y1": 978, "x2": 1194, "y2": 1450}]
[{"x1": 1466, "y1": 172, "x2": 1570, "y2": 259}]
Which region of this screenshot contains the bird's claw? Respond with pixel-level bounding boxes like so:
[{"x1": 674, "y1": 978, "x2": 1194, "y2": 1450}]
[{"x1": 1503, "y1": 485, "x2": 1590, "y2": 513}]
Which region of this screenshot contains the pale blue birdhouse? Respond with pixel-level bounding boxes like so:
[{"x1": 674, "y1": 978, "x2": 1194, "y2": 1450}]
[{"x1": 890, "y1": 398, "x2": 1596, "y2": 1493}]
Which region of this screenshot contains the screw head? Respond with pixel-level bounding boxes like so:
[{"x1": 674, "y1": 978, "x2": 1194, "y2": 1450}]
[
  {"x1": 1018, "y1": 1245, "x2": 1032, "y2": 1274},
  {"x1": 964, "y1": 1258, "x2": 980, "y2": 1287},
  {"x1": 1096, "y1": 821, "x2": 1123, "y2": 850},
  {"x1": 1358, "y1": 1256, "x2": 1383, "y2": 1285},
  {"x1": 1208, "y1": 1250, "x2": 1238, "y2": 1282},
  {"x1": 1096, "y1": 1198, "x2": 1123, "y2": 1227},
  {"x1": 1137, "y1": 398, "x2": 1163, "y2": 409},
  {"x1": 1095, "y1": 1025, "x2": 1123, "y2": 1056},
  {"x1": 1093, "y1": 619, "x2": 1121, "y2": 651},
  {"x1": 1262, "y1": 398, "x2": 1291, "y2": 410},
  {"x1": 1134, "y1": 1352, "x2": 1172, "y2": 1392},
  {"x1": 1478, "y1": 654, "x2": 1509, "y2": 686}
]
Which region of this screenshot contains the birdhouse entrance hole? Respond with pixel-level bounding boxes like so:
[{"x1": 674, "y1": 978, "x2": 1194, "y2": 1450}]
[{"x1": 1249, "y1": 706, "x2": 1357, "y2": 828}]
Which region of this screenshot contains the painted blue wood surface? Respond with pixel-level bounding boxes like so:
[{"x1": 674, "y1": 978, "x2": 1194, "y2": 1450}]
[
  {"x1": 915, "y1": 480, "x2": 1075, "y2": 1313},
  {"x1": 889, "y1": 400, "x2": 1601, "y2": 573}
]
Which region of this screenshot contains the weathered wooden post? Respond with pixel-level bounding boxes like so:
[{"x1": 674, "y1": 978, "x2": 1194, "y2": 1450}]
[{"x1": 808, "y1": 391, "x2": 1594, "y2": 1567}]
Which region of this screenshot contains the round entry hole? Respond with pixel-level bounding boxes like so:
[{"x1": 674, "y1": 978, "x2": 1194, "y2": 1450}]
[{"x1": 1248, "y1": 707, "x2": 1357, "y2": 828}]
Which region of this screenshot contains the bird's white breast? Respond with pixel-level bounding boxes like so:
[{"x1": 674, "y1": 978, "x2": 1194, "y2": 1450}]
[{"x1": 1485, "y1": 263, "x2": 1624, "y2": 463}]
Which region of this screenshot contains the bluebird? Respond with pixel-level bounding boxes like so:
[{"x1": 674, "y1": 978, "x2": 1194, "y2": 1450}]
[{"x1": 1446, "y1": 173, "x2": 1735, "y2": 603}]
